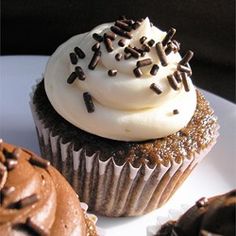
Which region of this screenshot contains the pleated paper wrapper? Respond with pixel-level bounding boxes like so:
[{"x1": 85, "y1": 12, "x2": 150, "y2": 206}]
[{"x1": 30, "y1": 88, "x2": 218, "y2": 217}]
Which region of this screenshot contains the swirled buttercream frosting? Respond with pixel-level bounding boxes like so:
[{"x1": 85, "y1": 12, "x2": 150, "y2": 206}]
[
  {"x1": 0, "y1": 141, "x2": 98, "y2": 236},
  {"x1": 44, "y1": 17, "x2": 197, "y2": 141}
]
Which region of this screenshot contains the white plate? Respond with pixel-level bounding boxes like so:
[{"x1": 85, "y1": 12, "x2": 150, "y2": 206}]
[{"x1": 0, "y1": 56, "x2": 235, "y2": 236}]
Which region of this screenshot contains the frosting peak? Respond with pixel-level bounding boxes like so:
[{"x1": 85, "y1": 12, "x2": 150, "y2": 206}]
[{"x1": 45, "y1": 17, "x2": 197, "y2": 141}]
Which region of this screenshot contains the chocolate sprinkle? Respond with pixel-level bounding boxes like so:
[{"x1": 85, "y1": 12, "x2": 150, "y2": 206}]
[
  {"x1": 165, "y1": 42, "x2": 174, "y2": 55},
  {"x1": 133, "y1": 47, "x2": 146, "y2": 57},
  {"x1": 141, "y1": 44, "x2": 151, "y2": 52},
  {"x1": 124, "y1": 53, "x2": 132, "y2": 60},
  {"x1": 124, "y1": 46, "x2": 139, "y2": 58},
  {"x1": 5, "y1": 159, "x2": 18, "y2": 171},
  {"x1": 177, "y1": 64, "x2": 192, "y2": 75},
  {"x1": 162, "y1": 27, "x2": 176, "y2": 46},
  {"x1": 74, "y1": 47, "x2": 85, "y2": 59},
  {"x1": 115, "y1": 53, "x2": 122, "y2": 61},
  {"x1": 17, "y1": 193, "x2": 39, "y2": 209},
  {"x1": 167, "y1": 75, "x2": 179, "y2": 90},
  {"x1": 108, "y1": 69, "x2": 117, "y2": 77},
  {"x1": 172, "y1": 40, "x2": 180, "y2": 52},
  {"x1": 122, "y1": 19, "x2": 135, "y2": 26},
  {"x1": 186, "y1": 64, "x2": 193, "y2": 76},
  {"x1": 110, "y1": 26, "x2": 132, "y2": 39},
  {"x1": 67, "y1": 72, "x2": 77, "y2": 84},
  {"x1": 132, "y1": 21, "x2": 141, "y2": 30},
  {"x1": 181, "y1": 72, "x2": 190, "y2": 92},
  {"x1": 155, "y1": 42, "x2": 168, "y2": 66},
  {"x1": 179, "y1": 50, "x2": 194, "y2": 65},
  {"x1": 147, "y1": 39, "x2": 155, "y2": 47},
  {"x1": 136, "y1": 58, "x2": 152, "y2": 68},
  {"x1": 196, "y1": 197, "x2": 209, "y2": 208},
  {"x1": 133, "y1": 47, "x2": 144, "y2": 54},
  {"x1": 3, "y1": 148, "x2": 20, "y2": 160},
  {"x1": 0, "y1": 162, "x2": 6, "y2": 176},
  {"x1": 133, "y1": 67, "x2": 143, "y2": 78},
  {"x1": 139, "y1": 36, "x2": 147, "y2": 44},
  {"x1": 0, "y1": 152, "x2": 5, "y2": 163},
  {"x1": 29, "y1": 155, "x2": 50, "y2": 169},
  {"x1": 91, "y1": 42, "x2": 100, "y2": 52},
  {"x1": 150, "y1": 83, "x2": 162, "y2": 95},
  {"x1": 83, "y1": 92, "x2": 95, "y2": 113},
  {"x1": 26, "y1": 217, "x2": 49, "y2": 236},
  {"x1": 115, "y1": 20, "x2": 132, "y2": 32},
  {"x1": 104, "y1": 32, "x2": 116, "y2": 40},
  {"x1": 88, "y1": 50, "x2": 101, "y2": 70},
  {"x1": 118, "y1": 15, "x2": 127, "y2": 20},
  {"x1": 1, "y1": 186, "x2": 15, "y2": 197},
  {"x1": 12, "y1": 148, "x2": 21, "y2": 160},
  {"x1": 104, "y1": 37, "x2": 114, "y2": 52},
  {"x1": 92, "y1": 33, "x2": 103, "y2": 42},
  {"x1": 75, "y1": 66, "x2": 86, "y2": 81},
  {"x1": 174, "y1": 71, "x2": 182, "y2": 83},
  {"x1": 118, "y1": 39, "x2": 126, "y2": 47},
  {"x1": 173, "y1": 109, "x2": 179, "y2": 115},
  {"x1": 150, "y1": 64, "x2": 159, "y2": 76},
  {"x1": 69, "y1": 52, "x2": 78, "y2": 65}
]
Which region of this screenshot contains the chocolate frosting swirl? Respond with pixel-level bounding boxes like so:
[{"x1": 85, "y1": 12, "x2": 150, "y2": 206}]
[
  {"x1": 0, "y1": 141, "x2": 96, "y2": 236},
  {"x1": 155, "y1": 190, "x2": 236, "y2": 236}
]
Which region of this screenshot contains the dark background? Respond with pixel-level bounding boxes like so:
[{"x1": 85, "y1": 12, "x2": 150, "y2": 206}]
[{"x1": 1, "y1": 0, "x2": 235, "y2": 102}]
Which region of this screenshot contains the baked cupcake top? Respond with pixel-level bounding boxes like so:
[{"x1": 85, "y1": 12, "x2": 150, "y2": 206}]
[
  {"x1": 0, "y1": 141, "x2": 98, "y2": 236},
  {"x1": 152, "y1": 189, "x2": 236, "y2": 236},
  {"x1": 44, "y1": 16, "x2": 196, "y2": 141}
]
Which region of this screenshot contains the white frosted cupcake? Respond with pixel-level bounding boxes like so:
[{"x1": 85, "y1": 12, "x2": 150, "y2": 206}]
[{"x1": 30, "y1": 16, "x2": 218, "y2": 216}]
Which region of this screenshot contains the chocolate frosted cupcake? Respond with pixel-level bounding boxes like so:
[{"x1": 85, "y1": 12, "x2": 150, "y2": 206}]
[
  {"x1": 30, "y1": 16, "x2": 218, "y2": 216},
  {"x1": 0, "y1": 141, "x2": 99, "y2": 236},
  {"x1": 149, "y1": 190, "x2": 236, "y2": 236}
]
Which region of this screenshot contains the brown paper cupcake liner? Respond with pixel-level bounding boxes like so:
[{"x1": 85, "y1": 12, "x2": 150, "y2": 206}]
[
  {"x1": 80, "y1": 202, "x2": 105, "y2": 236},
  {"x1": 30, "y1": 89, "x2": 218, "y2": 217}
]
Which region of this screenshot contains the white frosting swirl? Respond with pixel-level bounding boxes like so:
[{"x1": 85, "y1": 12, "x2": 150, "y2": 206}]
[{"x1": 44, "y1": 17, "x2": 197, "y2": 141}]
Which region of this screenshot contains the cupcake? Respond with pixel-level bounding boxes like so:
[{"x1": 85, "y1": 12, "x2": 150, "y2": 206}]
[
  {"x1": 30, "y1": 16, "x2": 218, "y2": 216},
  {"x1": 0, "y1": 140, "x2": 99, "y2": 235},
  {"x1": 148, "y1": 189, "x2": 236, "y2": 236}
]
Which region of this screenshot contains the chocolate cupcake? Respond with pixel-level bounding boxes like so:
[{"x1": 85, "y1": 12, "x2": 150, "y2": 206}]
[
  {"x1": 30, "y1": 16, "x2": 218, "y2": 216},
  {"x1": 149, "y1": 189, "x2": 236, "y2": 236},
  {"x1": 0, "y1": 141, "x2": 99, "y2": 236}
]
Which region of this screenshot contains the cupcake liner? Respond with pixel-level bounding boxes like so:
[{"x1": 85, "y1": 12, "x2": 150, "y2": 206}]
[
  {"x1": 30, "y1": 86, "x2": 218, "y2": 216},
  {"x1": 80, "y1": 202, "x2": 106, "y2": 236},
  {"x1": 146, "y1": 204, "x2": 190, "y2": 236}
]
